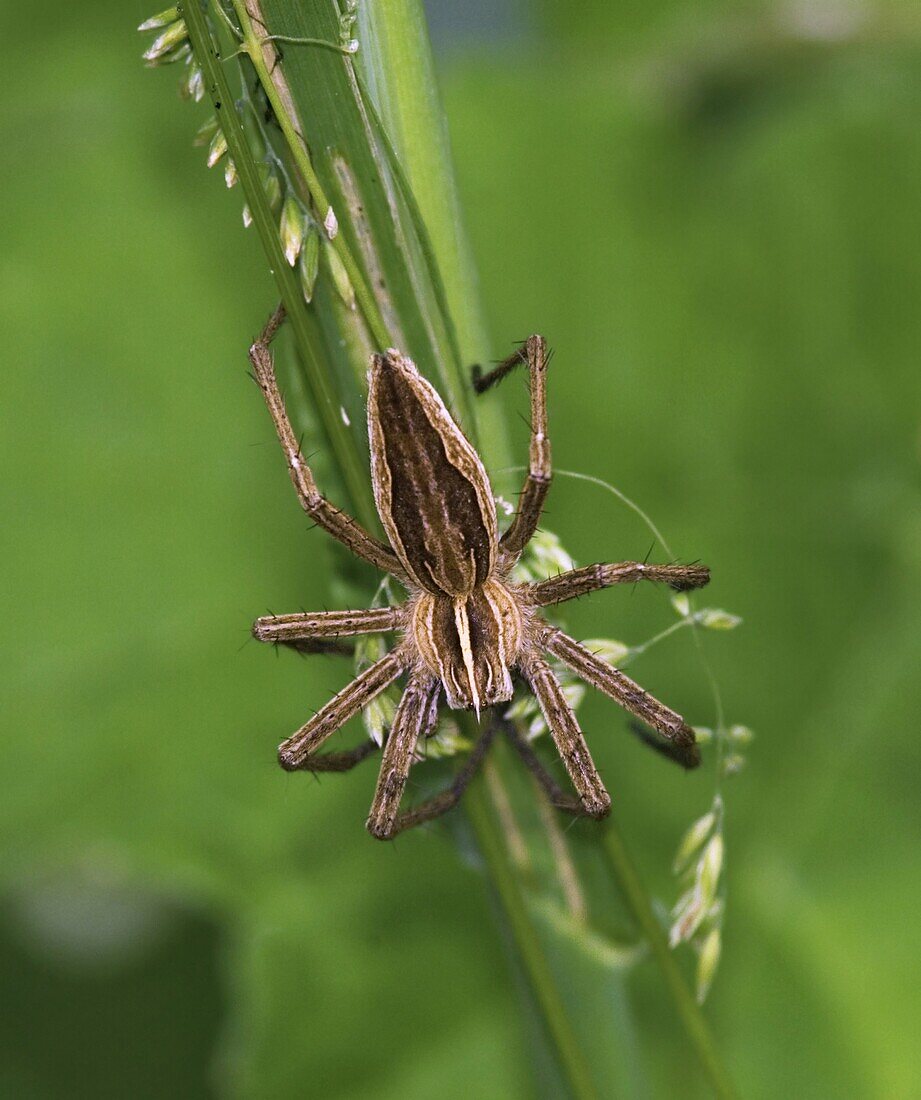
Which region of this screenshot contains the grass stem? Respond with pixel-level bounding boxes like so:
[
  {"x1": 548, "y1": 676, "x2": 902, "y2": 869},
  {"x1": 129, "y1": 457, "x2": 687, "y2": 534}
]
[
  {"x1": 465, "y1": 771, "x2": 601, "y2": 1100},
  {"x1": 181, "y1": 0, "x2": 379, "y2": 529},
  {"x1": 601, "y1": 821, "x2": 738, "y2": 1098}
]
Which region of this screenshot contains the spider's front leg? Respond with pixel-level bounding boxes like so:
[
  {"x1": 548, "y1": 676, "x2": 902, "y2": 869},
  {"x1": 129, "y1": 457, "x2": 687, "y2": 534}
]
[
  {"x1": 253, "y1": 606, "x2": 404, "y2": 647},
  {"x1": 473, "y1": 335, "x2": 551, "y2": 563},
  {"x1": 249, "y1": 305, "x2": 409, "y2": 582},
  {"x1": 372, "y1": 721, "x2": 496, "y2": 840},
  {"x1": 517, "y1": 649, "x2": 612, "y2": 819},
  {"x1": 366, "y1": 669, "x2": 441, "y2": 839},
  {"x1": 537, "y1": 624, "x2": 700, "y2": 768}
]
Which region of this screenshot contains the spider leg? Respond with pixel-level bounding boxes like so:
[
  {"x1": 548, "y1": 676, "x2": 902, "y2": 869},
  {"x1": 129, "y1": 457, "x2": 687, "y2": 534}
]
[
  {"x1": 271, "y1": 638, "x2": 356, "y2": 658},
  {"x1": 379, "y1": 721, "x2": 496, "y2": 839},
  {"x1": 288, "y1": 739, "x2": 378, "y2": 773},
  {"x1": 250, "y1": 305, "x2": 409, "y2": 582},
  {"x1": 525, "y1": 561, "x2": 710, "y2": 607},
  {"x1": 624, "y1": 719, "x2": 701, "y2": 769},
  {"x1": 253, "y1": 606, "x2": 404, "y2": 646},
  {"x1": 501, "y1": 721, "x2": 585, "y2": 816},
  {"x1": 366, "y1": 671, "x2": 441, "y2": 839},
  {"x1": 517, "y1": 651, "x2": 611, "y2": 818},
  {"x1": 277, "y1": 648, "x2": 405, "y2": 769},
  {"x1": 472, "y1": 336, "x2": 551, "y2": 563},
  {"x1": 537, "y1": 625, "x2": 700, "y2": 768}
]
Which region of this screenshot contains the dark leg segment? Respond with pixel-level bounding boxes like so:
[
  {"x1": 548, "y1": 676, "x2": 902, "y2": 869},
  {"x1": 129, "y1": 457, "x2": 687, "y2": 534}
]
[
  {"x1": 289, "y1": 740, "x2": 378, "y2": 772},
  {"x1": 538, "y1": 626, "x2": 700, "y2": 767},
  {"x1": 267, "y1": 637, "x2": 356, "y2": 657},
  {"x1": 526, "y1": 561, "x2": 710, "y2": 607},
  {"x1": 517, "y1": 651, "x2": 611, "y2": 818},
  {"x1": 250, "y1": 306, "x2": 407, "y2": 580},
  {"x1": 501, "y1": 721, "x2": 585, "y2": 816},
  {"x1": 623, "y1": 719, "x2": 699, "y2": 770},
  {"x1": 366, "y1": 671, "x2": 441, "y2": 839},
  {"x1": 277, "y1": 648, "x2": 405, "y2": 770},
  {"x1": 381, "y1": 722, "x2": 496, "y2": 838},
  {"x1": 473, "y1": 337, "x2": 551, "y2": 562}
]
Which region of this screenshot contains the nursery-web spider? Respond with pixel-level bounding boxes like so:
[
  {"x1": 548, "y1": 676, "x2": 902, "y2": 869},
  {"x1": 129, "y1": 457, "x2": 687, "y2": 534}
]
[{"x1": 250, "y1": 305, "x2": 710, "y2": 839}]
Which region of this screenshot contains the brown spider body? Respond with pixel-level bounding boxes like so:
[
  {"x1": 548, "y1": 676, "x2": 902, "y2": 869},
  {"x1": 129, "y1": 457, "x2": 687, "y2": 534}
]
[
  {"x1": 250, "y1": 305, "x2": 711, "y2": 839},
  {"x1": 370, "y1": 351, "x2": 521, "y2": 714}
]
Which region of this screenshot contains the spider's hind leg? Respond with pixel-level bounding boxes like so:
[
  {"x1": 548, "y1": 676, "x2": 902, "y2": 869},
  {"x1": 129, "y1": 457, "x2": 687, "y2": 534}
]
[
  {"x1": 249, "y1": 305, "x2": 408, "y2": 581},
  {"x1": 624, "y1": 719, "x2": 699, "y2": 770},
  {"x1": 290, "y1": 739, "x2": 379, "y2": 773},
  {"x1": 472, "y1": 336, "x2": 551, "y2": 562},
  {"x1": 501, "y1": 720, "x2": 585, "y2": 816}
]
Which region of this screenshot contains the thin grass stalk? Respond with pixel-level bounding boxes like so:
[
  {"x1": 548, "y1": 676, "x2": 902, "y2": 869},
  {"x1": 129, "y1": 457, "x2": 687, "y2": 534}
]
[
  {"x1": 173, "y1": 1, "x2": 736, "y2": 1094},
  {"x1": 351, "y1": 10, "x2": 735, "y2": 1095},
  {"x1": 601, "y1": 823, "x2": 739, "y2": 1099},
  {"x1": 181, "y1": 3, "x2": 596, "y2": 1089},
  {"x1": 182, "y1": 0, "x2": 377, "y2": 528}
]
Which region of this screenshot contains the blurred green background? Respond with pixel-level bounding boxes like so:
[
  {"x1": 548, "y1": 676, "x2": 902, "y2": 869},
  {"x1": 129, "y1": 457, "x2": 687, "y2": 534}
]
[{"x1": 3, "y1": 1, "x2": 920, "y2": 1096}]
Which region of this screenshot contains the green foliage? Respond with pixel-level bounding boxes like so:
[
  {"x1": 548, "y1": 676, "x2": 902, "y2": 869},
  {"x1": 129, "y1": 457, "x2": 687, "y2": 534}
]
[{"x1": 2, "y1": 2, "x2": 920, "y2": 1097}]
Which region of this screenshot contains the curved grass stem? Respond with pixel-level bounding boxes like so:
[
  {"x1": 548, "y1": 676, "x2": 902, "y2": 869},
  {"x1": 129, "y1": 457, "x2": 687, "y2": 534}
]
[
  {"x1": 465, "y1": 767, "x2": 601, "y2": 1100},
  {"x1": 601, "y1": 821, "x2": 738, "y2": 1099},
  {"x1": 228, "y1": 0, "x2": 392, "y2": 352},
  {"x1": 179, "y1": 2, "x2": 736, "y2": 1094},
  {"x1": 181, "y1": 0, "x2": 379, "y2": 530}
]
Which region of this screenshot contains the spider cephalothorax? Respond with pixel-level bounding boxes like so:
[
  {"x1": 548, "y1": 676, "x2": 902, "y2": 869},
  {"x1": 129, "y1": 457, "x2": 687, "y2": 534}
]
[{"x1": 250, "y1": 306, "x2": 710, "y2": 839}]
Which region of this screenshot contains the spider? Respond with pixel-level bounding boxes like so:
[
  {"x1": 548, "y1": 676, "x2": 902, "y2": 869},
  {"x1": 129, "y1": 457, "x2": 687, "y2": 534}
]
[{"x1": 250, "y1": 305, "x2": 710, "y2": 839}]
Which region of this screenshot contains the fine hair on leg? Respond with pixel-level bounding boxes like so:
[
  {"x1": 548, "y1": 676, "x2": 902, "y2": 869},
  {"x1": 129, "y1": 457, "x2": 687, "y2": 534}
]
[
  {"x1": 278, "y1": 648, "x2": 406, "y2": 770},
  {"x1": 472, "y1": 336, "x2": 551, "y2": 562},
  {"x1": 526, "y1": 561, "x2": 710, "y2": 607},
  {"x1": 249, "y1": 306, "x2": 408, "y2": 581},
  {"x1": 366, "y1": 670, "x2": 441, "y2": 839},
  {"x1": 517, "y1": 650, "x2": 611, "y2": 819}
]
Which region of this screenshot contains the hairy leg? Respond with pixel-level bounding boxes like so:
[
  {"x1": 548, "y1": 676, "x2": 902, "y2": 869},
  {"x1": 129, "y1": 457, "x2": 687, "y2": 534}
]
[
  {"x1": 537, "y1": 625, "x2": 699, "y2": 768},
  {"x1": 265, "y1": 637, "x2": 356, "y2": 657},
  {"x1": 472, "y1": 336, "x2": 551, "y2": 562},
  {"x1": 380, "y1": 722, "x2": 496, "y2": 839},
  {"x1": 501, "y1": 721, "x2": 584, "y2": 816},
  {"x1": 366, "y1": 671, "x2": 441, "y2": 839},
  {"x1": 250, "y1": 305, "x2": 408, "y2": 580},
  {"x1": 288, "y1": 740, "x2": 378, "y2": 773},
  {"x1": 525, "y1": 561, "x2": 710, "y2": 607},
  {"x1": 517, "y1": 650, "x2": 611, "y2": 818},
  {"x1": 277, "y1": 648, "x2": 405, "y2": 770},
  {"x1": 253, "y1": 606, "x2": 404, "y2": 645}
]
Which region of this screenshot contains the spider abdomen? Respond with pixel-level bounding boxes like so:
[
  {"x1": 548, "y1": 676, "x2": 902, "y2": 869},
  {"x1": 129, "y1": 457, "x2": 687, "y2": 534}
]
[{"x1": 368, "y1": 349, "x2": 498, "y2": 597}]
